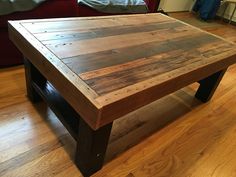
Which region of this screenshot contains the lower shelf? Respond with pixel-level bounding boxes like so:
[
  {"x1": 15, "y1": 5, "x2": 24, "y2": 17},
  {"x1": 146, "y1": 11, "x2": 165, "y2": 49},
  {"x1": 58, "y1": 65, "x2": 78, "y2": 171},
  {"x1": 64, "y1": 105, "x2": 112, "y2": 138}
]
[{"x1": 32, "y1": 81, "x2": 80, "y2": 141}]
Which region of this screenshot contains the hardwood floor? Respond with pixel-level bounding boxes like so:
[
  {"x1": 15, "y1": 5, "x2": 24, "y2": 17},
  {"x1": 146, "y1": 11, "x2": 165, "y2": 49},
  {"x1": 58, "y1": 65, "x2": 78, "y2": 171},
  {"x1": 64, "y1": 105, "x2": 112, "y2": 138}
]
[
  {"x1": 171, "y1": 12, "x2": 236, "y2": 43},
  {"x1": 0, "y1": 12, "x2": 236, "y2": 177}
]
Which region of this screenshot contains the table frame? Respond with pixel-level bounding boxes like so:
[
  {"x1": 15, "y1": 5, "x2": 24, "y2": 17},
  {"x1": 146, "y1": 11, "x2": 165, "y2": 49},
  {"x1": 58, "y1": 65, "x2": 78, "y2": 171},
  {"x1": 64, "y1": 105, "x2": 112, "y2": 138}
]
[{"x1": 24, "y1": 57, "x2": 227, "y2": 177}]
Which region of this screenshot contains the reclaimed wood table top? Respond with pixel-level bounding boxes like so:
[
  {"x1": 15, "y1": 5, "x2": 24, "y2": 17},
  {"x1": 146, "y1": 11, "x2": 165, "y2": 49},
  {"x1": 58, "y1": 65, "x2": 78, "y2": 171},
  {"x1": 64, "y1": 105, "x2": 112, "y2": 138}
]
[{"x1": 9, "y1": 14, "x2": 236, "y2": 130}]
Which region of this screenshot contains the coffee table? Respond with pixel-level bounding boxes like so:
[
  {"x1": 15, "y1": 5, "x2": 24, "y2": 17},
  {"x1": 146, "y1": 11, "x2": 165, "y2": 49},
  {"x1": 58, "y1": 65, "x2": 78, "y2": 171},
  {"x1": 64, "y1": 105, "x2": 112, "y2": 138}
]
[{"x1": 9, "y1": 14, "x2": 236, "y2": 176}]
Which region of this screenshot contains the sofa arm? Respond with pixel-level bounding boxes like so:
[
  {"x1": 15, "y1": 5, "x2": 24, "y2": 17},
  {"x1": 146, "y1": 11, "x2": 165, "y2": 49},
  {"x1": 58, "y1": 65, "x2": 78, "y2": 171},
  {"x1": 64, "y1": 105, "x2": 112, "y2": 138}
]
[{"x1": 144, "y1": 0, "x2": 160, "y2": 13}]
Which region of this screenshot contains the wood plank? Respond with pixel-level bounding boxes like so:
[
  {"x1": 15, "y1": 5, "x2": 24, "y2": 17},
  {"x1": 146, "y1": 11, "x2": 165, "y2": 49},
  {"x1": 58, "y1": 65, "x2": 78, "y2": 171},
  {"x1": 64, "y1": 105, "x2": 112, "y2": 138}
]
[
  {"x1": 62, "y1": 32, "x2": 210, "y2": 74},
  {"x1": 21, "y1": 15, "x2": 173, "y2": 34},
  {"x1": 38, "y1": 21, "x2": 184, "y2": 45},
  {"x1": 80, "y1": 38, "x2": 231, "y2": 95},
  {"x1": 0, "y1": 66, "x2": 26, "y2": 109},
  {"x1": 0, "y1": 139, "x2": 62, "y2": 176},
  {"x1": 1, "y1": 147, "x2": 75, "y2": 177},
  {"x1": 79, "y1": 41, "x2": 230, "y2": 81},
  {"x1": 47, "y1": 25, "x2": 201, "y2": 58},
  {"x1": 9, "y1": 13, "x2": 236, "y2": 130},
  {"x1": 2, "y1": 12, "x2": 236, "y2": 177}
]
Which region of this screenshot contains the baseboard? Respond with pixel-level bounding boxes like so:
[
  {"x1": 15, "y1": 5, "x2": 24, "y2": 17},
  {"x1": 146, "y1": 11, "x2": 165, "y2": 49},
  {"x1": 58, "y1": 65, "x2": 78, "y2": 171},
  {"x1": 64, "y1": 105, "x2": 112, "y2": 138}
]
[{"x1": 165, "y1": 10, "x2": 190, "y2": 13}]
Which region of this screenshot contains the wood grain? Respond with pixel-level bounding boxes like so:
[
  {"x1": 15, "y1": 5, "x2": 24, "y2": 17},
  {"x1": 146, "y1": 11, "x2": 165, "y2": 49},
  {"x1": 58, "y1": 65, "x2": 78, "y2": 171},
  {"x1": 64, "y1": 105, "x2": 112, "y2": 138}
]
[
  {"x1": 0, "y1": 66, "x2": 26, "y2": 109},
  {"x1": 1, "y1": 12, "x2": 236, "y2": 176},
  {"x1": 38, "y1": 21, "x2": 183, "y2": 44},
  {"x1": 8, "y1": 13, "x2": 236, "y2": 130}
]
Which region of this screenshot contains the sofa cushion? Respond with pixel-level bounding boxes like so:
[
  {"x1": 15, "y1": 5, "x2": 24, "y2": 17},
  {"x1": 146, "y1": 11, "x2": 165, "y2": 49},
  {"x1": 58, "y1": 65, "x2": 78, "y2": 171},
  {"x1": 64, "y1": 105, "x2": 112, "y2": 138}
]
[
  {"x1": 78, "y1": 0, "x2": 148, "y2": 14},
  {"x1": 0, "y1": 0, "x2": 47, "y2": 16},
  {"x1": 0, "y1": 0, "x2": 77, "y2": 28}
]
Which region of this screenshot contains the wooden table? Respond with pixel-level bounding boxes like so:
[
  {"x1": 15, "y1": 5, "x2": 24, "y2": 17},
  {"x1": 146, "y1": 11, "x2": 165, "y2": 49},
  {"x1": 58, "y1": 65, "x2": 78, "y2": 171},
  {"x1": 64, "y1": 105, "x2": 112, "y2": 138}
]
[{"x1": 8, "y1": 14, "x2": 236, "y2": 176}]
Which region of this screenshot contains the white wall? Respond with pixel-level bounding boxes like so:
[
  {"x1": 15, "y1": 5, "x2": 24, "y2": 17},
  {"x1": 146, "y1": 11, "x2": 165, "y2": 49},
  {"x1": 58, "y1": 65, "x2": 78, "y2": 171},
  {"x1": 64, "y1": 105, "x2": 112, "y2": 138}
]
[
  {"x1": 217, "y1": 2, "x2": 236, "y2": 22},
  {"x1": 159, "y1": 0, "x2": 236, "y2": 22},
  {"x1": 159, "y1": 0, "x2": 195, "y2": 12}
]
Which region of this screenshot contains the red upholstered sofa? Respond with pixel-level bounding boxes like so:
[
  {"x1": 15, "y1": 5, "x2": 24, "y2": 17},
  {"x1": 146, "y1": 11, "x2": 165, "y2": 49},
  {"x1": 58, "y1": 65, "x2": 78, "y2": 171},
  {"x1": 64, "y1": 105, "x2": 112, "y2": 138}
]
[
  {"x1": 77, "y1": 0, "x2": 160, "y2": 16},
  {"x1": 1, "y1": 0, "x2": 159, "y2": 67}
]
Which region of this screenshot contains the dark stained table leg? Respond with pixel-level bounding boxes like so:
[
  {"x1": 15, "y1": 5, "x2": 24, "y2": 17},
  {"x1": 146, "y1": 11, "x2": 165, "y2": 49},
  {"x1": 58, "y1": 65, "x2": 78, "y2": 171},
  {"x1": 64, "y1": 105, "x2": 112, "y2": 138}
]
[
  {"x1": 24, "y1": 57, "x2": 113, "y2": 176},
  {"x1": 24, "y1": 58, "x2": 47, "y2": 102},
  {"x1": 75, "y1": 119, "x2": 113, "y2": 177},
  {"x1": 195, "y1": 69, "x2": 227, "y2": 103}
]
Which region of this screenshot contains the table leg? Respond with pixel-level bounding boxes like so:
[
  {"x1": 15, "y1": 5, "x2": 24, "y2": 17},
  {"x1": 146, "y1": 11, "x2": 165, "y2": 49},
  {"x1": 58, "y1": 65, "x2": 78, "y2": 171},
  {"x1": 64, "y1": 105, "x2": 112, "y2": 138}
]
[
  {"x1": 195, "y1": 69, "x2": 227, "y2": 103},
  {"x1": 75, "y1": 119, "x2": 113, "y2": 177},
  {"x1": 221, "y1": 2, "x2": 229, "y2": 21},
  {"x1": 24, "y1": 58, "x2": 46, "y2": 102},
  {"x1": 229, "y1": 4, "x2": 236, "y2": 24}
]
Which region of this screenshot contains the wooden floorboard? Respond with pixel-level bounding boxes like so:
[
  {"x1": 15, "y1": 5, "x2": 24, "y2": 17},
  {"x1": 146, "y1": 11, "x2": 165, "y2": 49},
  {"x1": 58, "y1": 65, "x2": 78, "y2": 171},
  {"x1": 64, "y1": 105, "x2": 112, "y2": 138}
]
[{"x1": 0, "y1": 12, "x2": 236, "y2": 177}]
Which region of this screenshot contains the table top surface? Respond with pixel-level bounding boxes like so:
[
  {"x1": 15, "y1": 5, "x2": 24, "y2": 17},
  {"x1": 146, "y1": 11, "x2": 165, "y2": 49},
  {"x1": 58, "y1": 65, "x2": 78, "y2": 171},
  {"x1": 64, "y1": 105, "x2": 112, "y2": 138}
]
[{"x1": 9, "y1": 14, "x2": 236, "y2": 129}]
